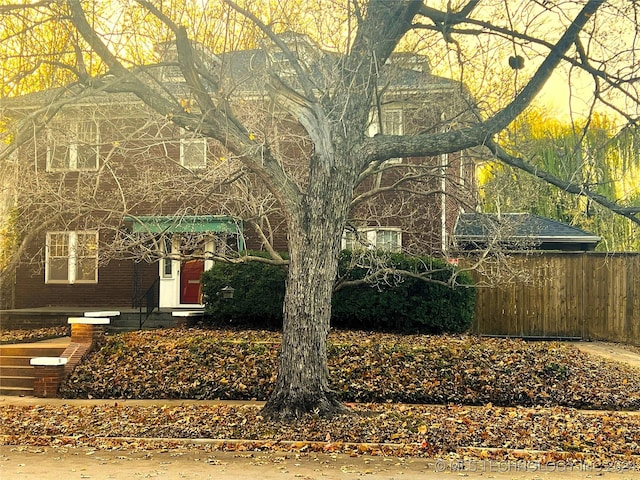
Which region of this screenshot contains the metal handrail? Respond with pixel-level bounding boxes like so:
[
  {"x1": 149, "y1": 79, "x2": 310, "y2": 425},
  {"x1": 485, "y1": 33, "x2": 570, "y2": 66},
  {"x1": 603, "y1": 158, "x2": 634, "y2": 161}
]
[{"x1": 137, "y1": 277, "x2": 160, "y2": 329}]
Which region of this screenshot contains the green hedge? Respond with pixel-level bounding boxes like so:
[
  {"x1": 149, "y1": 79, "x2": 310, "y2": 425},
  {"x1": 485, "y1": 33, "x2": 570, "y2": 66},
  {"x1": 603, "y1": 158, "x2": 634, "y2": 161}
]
[
  {"x1": 201, "y1": 251, "x2": 287, "y2": 327},
  {"x1": 201, "y1": 250, "x2": 475, "y2": 333},
  {"x1": 332, "y1": 251, "x2": 475, "y2": 333}
]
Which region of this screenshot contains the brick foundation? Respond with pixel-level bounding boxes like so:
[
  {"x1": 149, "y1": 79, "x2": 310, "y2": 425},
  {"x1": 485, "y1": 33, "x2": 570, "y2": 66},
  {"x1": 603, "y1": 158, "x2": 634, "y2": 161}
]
[{"x1": 30, "y1": 358, "x2": 68, "y2": 398}]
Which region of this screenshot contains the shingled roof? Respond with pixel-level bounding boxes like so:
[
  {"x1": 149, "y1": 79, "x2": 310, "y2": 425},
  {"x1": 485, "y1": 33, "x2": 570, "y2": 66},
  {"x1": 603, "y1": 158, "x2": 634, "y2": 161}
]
[{"x1": 454, "y1": 212, "x2": 601, "y2": 251}]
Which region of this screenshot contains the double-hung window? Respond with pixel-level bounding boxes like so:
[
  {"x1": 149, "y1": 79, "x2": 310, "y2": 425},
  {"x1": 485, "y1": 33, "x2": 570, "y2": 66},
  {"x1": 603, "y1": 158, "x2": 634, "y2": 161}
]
[
  {"x1": 180, "y1": 128, "x2": 207, "y2": 169},
  {"x1": 368, "y1": 107, "x2": 404, "y2": 165},
  {"x1": 46, "y1": 231, "x2": 98, "y2": 284},
  {"x1": 374, "y1": 229, "x2": 402, "y2": 251},
  {"x1": 47, "y1": 120, "x2": 99, "y2": 171},
  {"x1": 342, "y1": 230, "x2": 362, "y2": 251},
  {"x1": 342, "y1": 228, "x2": 402, "y2": 252}
]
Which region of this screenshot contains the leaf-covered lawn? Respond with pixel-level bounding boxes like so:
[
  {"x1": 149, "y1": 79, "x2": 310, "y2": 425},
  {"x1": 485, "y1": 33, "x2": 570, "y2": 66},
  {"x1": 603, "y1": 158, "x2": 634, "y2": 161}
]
[
  {"x1": 60, "y1": 328, "x2": 640, "y2": 411},
  {"x1": 2, "y1": 403, "x2": 640, "y2": 464},
  {"x1": 0, "y1": 326, "x2": 69, "y2": 344}
]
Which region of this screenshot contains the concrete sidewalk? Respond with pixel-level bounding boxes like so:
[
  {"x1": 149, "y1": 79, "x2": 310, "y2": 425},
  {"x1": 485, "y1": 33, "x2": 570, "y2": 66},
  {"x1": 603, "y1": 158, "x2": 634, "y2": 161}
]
[{"x1": 3, "y1": 444, "x2": 634, "y2": 480}]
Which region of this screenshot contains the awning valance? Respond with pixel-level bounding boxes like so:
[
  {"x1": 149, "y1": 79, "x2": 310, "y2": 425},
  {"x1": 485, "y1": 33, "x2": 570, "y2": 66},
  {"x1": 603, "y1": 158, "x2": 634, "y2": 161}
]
[{"x1": 124, "y1": 215, "x2": 242, "y2": 234}]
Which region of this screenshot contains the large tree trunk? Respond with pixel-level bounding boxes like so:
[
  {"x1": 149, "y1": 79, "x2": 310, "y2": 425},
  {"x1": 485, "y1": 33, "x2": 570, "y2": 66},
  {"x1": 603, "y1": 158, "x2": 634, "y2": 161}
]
[
  {"x1": 261, "y1": 233, "x2": 347, "y2": 420},
  {"x1": 262, "y1": 151, "x2": 358, "y2": 421}
]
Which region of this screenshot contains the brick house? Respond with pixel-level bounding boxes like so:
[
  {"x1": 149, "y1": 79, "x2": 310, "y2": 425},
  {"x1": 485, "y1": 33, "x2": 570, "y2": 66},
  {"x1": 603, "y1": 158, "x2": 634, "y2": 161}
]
[{"x1": 0, "y1": 33, "x2": 476, "y2": 313}]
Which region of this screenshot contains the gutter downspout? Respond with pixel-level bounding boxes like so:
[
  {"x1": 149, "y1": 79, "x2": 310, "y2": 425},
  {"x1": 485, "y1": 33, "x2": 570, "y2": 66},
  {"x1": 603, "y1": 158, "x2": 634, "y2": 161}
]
[{"x1": 441, "y1": 152, "x2": 448, "y2": 254}]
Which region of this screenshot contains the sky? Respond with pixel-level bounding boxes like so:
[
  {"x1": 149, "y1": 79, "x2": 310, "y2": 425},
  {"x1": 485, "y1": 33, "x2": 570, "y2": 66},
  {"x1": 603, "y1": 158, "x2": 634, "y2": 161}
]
[{"x1": 538, "y1": 71, "x2": 594, "y2": 122}]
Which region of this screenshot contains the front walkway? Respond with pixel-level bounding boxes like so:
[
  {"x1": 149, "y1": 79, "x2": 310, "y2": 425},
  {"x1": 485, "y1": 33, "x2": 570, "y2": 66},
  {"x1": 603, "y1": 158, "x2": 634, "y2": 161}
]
[{"x1": 575, "y1": 341, "x2": 640, "y2": 370}]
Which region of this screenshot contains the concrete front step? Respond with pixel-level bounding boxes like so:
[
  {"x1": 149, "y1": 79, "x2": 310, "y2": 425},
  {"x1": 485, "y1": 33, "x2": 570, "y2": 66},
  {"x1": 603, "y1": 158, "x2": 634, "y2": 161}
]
[
  {"x1": 109, "y1": 312, "x2": 182, "y2": 331},
  {"x1": 0, "y1": 364, "x2": 34, "y2": 376},
  {"x1": 1, "y1": 375, "x2": 34, "y2": 389},
  {"x1": 0, "y1": 386, "x2": 33, "y2": 396},
  {"x1": 0, "y1": 356, "x2": 33, "y2": 367},
  {"x1": 0, "y1": 368, "x2": 35, "y2": 394},
  {"x1": 0, "y1": 344, "x2": 68, "y2": 358}
]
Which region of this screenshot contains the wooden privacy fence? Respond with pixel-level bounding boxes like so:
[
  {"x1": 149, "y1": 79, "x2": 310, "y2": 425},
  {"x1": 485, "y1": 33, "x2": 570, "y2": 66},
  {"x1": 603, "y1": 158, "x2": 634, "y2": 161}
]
[{"x1": 469, "y1": 252, "x2": 640, "y2": 344}]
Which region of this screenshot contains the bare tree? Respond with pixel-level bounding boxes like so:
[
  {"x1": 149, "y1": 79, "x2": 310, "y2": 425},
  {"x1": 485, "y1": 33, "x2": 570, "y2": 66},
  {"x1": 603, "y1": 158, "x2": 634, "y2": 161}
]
[{"x1": 1, "y1": 0, "x2": 640, "y2": 419}]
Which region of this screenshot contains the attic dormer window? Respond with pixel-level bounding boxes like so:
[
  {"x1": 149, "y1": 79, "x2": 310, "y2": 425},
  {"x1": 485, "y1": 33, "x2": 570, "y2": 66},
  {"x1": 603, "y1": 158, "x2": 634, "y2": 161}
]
[{"x1": 46, "y1": 120, "x2": 99, "y2": 172}]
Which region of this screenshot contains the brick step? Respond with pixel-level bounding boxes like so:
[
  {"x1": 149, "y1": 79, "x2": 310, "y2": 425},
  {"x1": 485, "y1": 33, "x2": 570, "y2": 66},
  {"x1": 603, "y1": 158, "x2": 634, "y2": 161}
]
[
  {"x1": 0, "y1": 344, "x2": 67, "y2": 358},
  {"x1": 0, "y1": 375, "x2": 34, "y2": 389},
  {"x1": 0, "y1": 386, "x2": 33, "y2": 396},
  {"x1": 0, "y1": 342, "x2": 67, "y2": 396},
  {"x1": 0, "y1": 364, "x2": 34, "y2": 376},
  {"x1": 0, "y1": 356, "x2": 33, "y2": 367}
]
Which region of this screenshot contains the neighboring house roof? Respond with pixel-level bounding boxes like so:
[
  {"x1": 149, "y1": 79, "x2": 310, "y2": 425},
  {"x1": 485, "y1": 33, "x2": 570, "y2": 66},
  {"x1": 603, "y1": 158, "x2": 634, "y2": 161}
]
[
  {"x1": 454, "y1": 212, "x2": 601, "y2": 251},
  {"x1": 217, "y1": 42, "x2": 459, "y2": 94}
]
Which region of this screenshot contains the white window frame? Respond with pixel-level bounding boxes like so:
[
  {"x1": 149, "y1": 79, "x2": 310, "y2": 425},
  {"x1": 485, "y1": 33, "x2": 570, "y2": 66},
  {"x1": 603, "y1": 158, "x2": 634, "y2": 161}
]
[
  {"x1": 180, "y1": 128, "x2": 207, "y2": 169},
  {"x1": 368, "y1": 107, "x2": 404, "y2": 165},
  {"x1": 46, "y1": 120, "x2": 99, "y2": 172},
  {"x1": 45, "y1": 231, "x2": 98, "y2": 284},
  {"x1": 342, "y1": 228, "x2": 402, "y2": 252},
  {"x1": 374, "y1": 228, "x2": 402, "y2": 251}
]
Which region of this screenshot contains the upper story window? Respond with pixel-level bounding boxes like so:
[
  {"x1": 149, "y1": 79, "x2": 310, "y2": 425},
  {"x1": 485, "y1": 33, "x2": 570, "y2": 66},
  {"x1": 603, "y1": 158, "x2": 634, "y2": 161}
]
[
  {"x1": 45, "y1": 230, "x2": 98, "y2": 284},
  {"x1": 180, "y1": 128, "x2": 207, "y2": 169},
  {"x1": 368, "y1": 107, "x2": 404, "y2": 165},
  {"x1": 46, "y1": 120, "x2": 99, "y2": 172},
  {"x1": 381, "y1": 109, "x2": 403, "y2": 137},
  {"x1": 342, "y1": 228, "x2": 402, "y2": 252}
]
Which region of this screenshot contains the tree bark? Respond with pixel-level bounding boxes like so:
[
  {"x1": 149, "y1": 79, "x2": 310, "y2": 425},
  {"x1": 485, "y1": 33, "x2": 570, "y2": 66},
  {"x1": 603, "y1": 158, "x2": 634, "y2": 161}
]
[
  {"x1": 262, "y1": 149, "x2": 358, "y2": 420},
  {"x1": 261, "y1": 235, "x2": 348, "y2": 420}
]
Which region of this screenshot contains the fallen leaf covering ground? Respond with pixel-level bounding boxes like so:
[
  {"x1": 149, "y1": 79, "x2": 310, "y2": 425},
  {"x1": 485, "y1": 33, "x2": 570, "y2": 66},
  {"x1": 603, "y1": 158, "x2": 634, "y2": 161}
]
[
  {"x1": 3, "y1": 328, "x2": 640, "y2": 466},
  {"x1": 2, "y1": 402, "x2": 640, "y2": 467},
  {"x1": 60, "y1": 328, "x2": 640, "y2": 411},
  {"x1": 0, "y1": 326, "x2": 69, "y2": 344}
]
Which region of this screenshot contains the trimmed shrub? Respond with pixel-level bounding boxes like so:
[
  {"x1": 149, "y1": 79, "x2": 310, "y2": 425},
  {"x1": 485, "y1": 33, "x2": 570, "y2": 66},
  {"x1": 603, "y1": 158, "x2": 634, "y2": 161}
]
[
  {"x1": 201, "y1": 251, "x2": 287, "y2": 327},
  {"x1": 332, "y1": 250, "x2": 475, "y2": 333},
  {"x1": 201, "y1": 250, "x2": 475, "y2": 333}
]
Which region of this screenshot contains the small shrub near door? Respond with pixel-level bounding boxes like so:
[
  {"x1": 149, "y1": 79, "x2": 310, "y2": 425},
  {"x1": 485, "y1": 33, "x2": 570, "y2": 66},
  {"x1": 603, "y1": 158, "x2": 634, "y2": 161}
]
[{"x1": 201, "y1": 250, "x2": 475, "y2": 333}]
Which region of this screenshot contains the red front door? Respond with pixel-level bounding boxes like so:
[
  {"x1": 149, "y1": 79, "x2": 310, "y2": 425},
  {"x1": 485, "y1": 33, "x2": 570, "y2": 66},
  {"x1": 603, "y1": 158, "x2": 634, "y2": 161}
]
[{"x1": 180, "y1": 260, "x2": 204, "y2": 304}]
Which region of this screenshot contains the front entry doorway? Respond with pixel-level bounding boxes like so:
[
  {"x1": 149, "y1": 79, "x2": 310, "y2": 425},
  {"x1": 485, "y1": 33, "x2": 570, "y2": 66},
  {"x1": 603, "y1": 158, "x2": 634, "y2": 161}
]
[{"x1": 180, "y1": 259, "x2": 204, "y2": 304}]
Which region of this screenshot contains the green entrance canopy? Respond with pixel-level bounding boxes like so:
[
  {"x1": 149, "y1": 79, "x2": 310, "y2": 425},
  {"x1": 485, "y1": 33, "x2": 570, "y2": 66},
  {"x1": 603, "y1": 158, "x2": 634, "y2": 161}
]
[{"x1": 124, "y1": 215, "x2": 242, "y2": 234}]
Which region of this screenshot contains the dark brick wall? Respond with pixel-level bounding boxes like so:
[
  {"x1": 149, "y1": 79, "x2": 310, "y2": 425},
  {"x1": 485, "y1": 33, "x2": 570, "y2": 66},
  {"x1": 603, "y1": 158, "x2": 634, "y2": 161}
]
[
  {"x1": 5, "y1": 86, "x2": 477, "y2": 310},
  {"x1": 12, "y1": 238, "x2": 158, "y2": 309}
]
